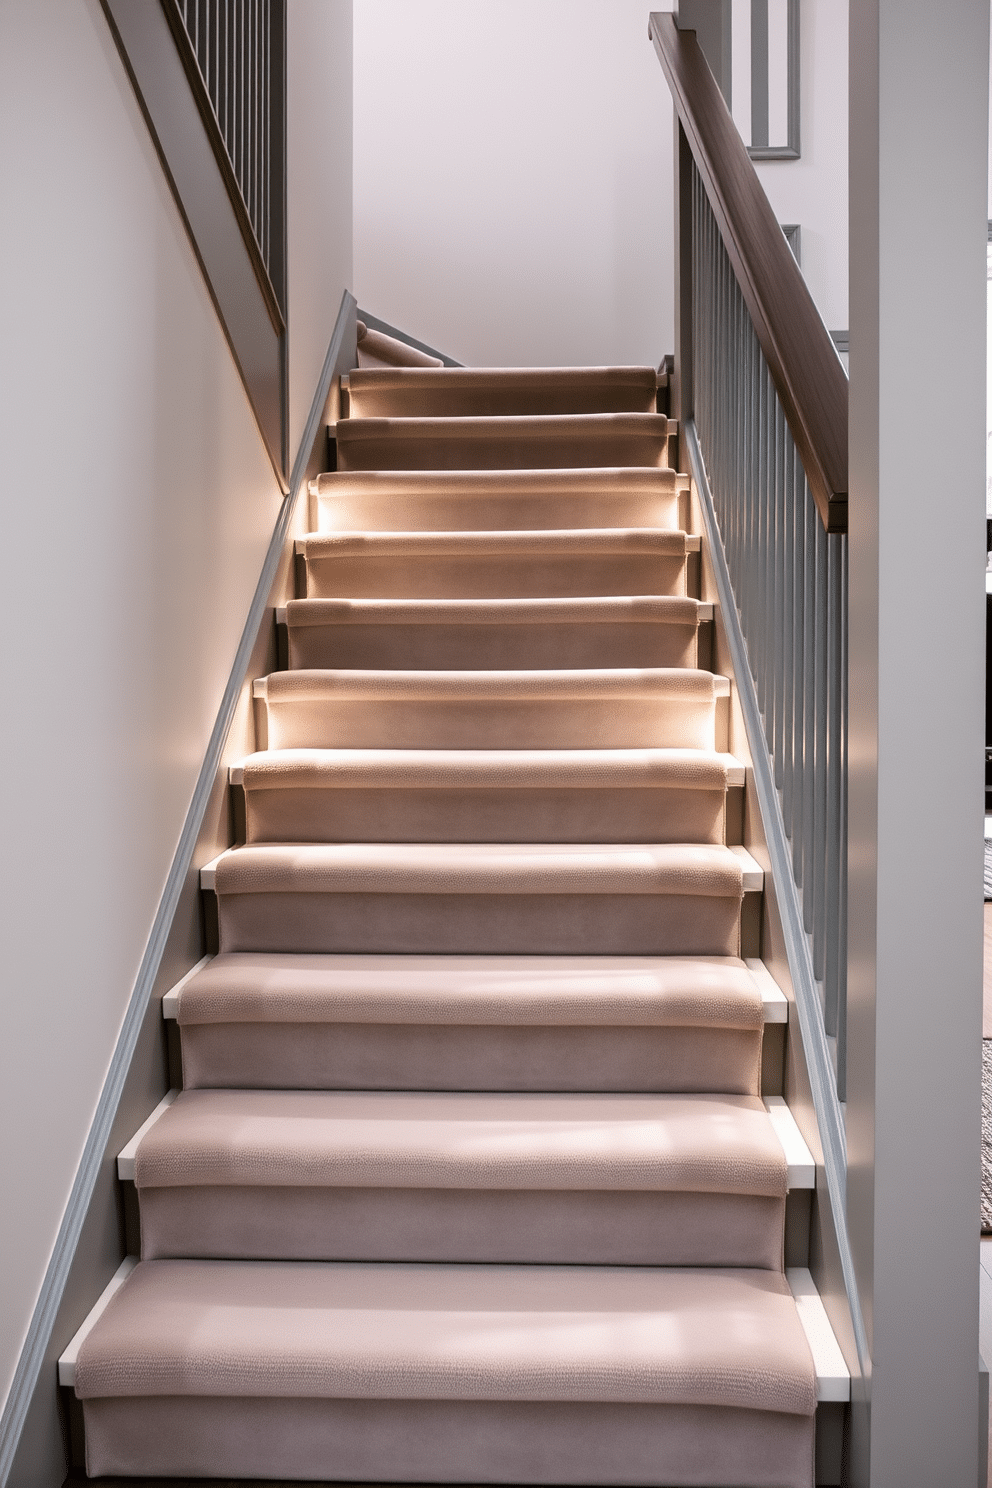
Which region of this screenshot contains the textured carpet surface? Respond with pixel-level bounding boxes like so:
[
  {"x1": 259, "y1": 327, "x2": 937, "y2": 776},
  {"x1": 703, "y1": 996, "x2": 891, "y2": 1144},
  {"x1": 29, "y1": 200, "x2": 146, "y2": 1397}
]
[{"x1": 983, "y1": 1040, "x2": 992, "y2": 1233}]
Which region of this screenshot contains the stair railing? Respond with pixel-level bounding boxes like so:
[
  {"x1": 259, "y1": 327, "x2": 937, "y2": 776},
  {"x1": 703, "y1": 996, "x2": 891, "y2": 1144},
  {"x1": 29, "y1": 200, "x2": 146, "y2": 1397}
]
[
  {"x1": 101, "y1": 0, "x2": 288, "y2": 481},
  {"x1": 650, "y1": 12, "x2": 866, "y2": 1373}
]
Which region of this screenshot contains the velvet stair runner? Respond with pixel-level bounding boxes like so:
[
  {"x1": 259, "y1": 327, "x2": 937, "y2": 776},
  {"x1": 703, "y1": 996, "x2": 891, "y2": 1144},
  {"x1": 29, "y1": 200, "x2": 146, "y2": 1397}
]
[{"x1": 70, "y1": 353, "x2": 820, "y2": 1487}]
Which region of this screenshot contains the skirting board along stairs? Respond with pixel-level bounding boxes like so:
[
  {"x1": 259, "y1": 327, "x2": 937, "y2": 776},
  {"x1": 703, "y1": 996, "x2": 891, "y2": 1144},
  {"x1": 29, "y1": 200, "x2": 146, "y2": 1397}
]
[{"x1": 61, "y1": 353, "x2": 848, "y2": 1486}]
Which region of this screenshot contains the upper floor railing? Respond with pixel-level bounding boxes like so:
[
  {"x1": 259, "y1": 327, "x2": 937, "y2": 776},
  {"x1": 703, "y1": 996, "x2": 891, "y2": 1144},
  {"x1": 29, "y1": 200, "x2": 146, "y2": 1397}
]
[
  {"x1": 172, "y1": 0, "x2": 286, "y2": 311},
  {"x1": 102, "y1": 0, "x2": 288, "y2": 480},
  {"x1": 650, "y1": 11, "x2": 849, "y2": 1099}
]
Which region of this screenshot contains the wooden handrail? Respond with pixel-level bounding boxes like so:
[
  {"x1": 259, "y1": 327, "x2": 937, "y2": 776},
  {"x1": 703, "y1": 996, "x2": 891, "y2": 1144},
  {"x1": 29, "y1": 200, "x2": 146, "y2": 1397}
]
[{"x1": 650, "y1": 13, "x2": 848, "y2": 533}]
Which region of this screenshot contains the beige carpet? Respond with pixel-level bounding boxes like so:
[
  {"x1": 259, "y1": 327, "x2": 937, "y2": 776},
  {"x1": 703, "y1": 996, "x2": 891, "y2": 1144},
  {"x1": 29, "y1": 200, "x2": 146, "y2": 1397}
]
[{"x1": 982, "y1": 908, "x2": 992, "y2": 1232}]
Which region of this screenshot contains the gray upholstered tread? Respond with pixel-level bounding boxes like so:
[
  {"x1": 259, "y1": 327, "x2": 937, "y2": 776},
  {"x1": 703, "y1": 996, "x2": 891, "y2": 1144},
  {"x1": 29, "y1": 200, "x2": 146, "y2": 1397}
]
[
  {"x1": 73, "y1": 1259, "x2": 816, "y2": 1417},
  {"x1": 132, "y1": 1088, "x2": 787, "y2": 1195},
  {"x1": 347, "y1": 365, "x2": 660, "y2": 418}
]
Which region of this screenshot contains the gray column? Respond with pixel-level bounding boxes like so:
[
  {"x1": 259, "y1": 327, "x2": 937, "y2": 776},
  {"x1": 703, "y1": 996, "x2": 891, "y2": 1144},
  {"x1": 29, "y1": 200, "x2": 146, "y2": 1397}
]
[{"x1": 847, "y1": 1, "x2": 987, "y2": 1483}]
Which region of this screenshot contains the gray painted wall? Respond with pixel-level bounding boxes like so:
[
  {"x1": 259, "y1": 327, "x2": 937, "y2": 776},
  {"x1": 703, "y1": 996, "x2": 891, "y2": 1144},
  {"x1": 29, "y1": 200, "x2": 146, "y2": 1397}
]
[
  {"x1": 847, "y1": 0, "x2": 987, "y2": 1481},
  {"x1": 0, "y1": 0, "x2": 352, "y2": 1428}
]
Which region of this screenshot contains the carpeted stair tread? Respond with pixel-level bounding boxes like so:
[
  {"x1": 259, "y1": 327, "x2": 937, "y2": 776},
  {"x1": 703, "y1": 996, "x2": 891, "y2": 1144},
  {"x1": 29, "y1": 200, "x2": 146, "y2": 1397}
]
[
  {"x1": 233, "y1": 747, "x2": 738, "y2": 845},
  {"x1": 176, "y1": 951, "x2": 764, "y2": 1027},
  {"x1": 309, "y1": 467, "x2": 689, "y2": 532},
  {"x1": 282, "y1": 595, "x2": 710, "y2": 670},
  {"x1": 174, "y1": 953, "x2": 766, "y2": 1096},
  {"x1": 207, "y1": 843, "x2": 748, "y2": 957},
  {"x1": 356, "y1": 320, "x2": 443, "y2": 369},
  {"x1": 300, "y1": 527, "x2": 695, "y2": 557},
  {"x1": 335, "y1": 412, "x2": 672, "y2": 472},
  {"x1": 299, "y1": 526, "x2": 697, "y2": 600},
  {"x1": 134, "y1": 1089, "x2": 787, "y2": 1196},
  {"x1": 209, "y1": 840, "x2": 746, "y2": 898},
  {"x1": 254, "y1": 667, "x2": 727, "y2": 751},
  {"x1": 303, "y1": 523, "x2": 699, "y2": 592},
  {"x1": 235, "y1": 746, "x2": 739, "y2": 790},
  {"x1": 74, "y1": 1259, "x2": 816, "y2": 1417},
  {"x1": 347, "y1": 366, "x2": 660, "y2": 418},
  {"x1": 130, "y1": 1090, "x2": 789, "y2": 1267},
  {"x1": 285, "y1": 593, "x2": 705, "y2": 622}
]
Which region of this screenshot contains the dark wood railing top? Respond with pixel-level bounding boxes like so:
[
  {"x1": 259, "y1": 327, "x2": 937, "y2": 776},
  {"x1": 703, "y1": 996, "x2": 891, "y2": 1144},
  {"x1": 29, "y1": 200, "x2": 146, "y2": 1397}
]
[{"x1": 650, "y1": 13, "x2": 848, "y2": 533}]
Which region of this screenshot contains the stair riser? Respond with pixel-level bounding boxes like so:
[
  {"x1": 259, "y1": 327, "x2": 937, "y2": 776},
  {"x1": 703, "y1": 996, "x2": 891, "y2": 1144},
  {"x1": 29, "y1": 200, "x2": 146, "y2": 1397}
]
[
  {"x1": 347, "y1": 370, "x2": 659, "y2": 420},
  {"x1": 313, "y1": 494, "x2": 683, "y2": 532},
  {"x1": 304, "y1": 554, "x2": 689, "y2": 599},
  {"x1": 138, "y1": 1186, "x2": 784, "y2": 1268},
  {"x1": 286, "y1": 622, "x2": 701, "y2": 671},
  {"x1": 242, "y1": 786, "x2": 727, "y2": 845},
  {"x1": 179, "y1": 1022, "x2": 763, "y2": 1096},
  {"x1": 347, "y1": 390, "x2": 659, "y2": 420},
  {"x1": 214, "y1": 891, "x2": 743, "y2": 957},
  {"x1": 81, "y1": 1395, "x2": 814, "y2": 1486},
  {"x1": 261, "y1": 698, "x2": 721, "y2": 752},
  {"x1": 337, "y1": 431, "x2": 672, "y2": 472}
]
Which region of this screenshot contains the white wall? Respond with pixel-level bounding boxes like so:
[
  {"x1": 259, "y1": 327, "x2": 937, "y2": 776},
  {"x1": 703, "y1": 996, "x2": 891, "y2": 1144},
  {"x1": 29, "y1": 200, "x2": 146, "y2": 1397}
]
[
  {"x1": 750, "y1": 0, "x2": 849, "y2": 335},
  {"x1": 353, "y1": 0, "x2": 677, "y2": 367},
  {"x1": 0, "y1": 0, "x2": 351, "y2": 1419},
  {"x1": 353, "y1": 0, "x2": 847, "y2": 366},
  {"x1": 288, "y1": 0, "x2": 353, "y2": 454}
]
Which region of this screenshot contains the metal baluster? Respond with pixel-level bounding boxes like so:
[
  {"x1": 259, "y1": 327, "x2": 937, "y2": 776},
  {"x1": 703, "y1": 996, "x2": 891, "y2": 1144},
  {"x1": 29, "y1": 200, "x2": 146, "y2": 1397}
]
[
  {"x1": 782, "y1": 432, "x2": 797, "y2": 855},
  {"x1": 772, "y1": 394, "x2": 786, "y2": 790},
  {"x1": 812, "y1": 505, "x2": 828, "y2": 979},
  {"x1": 798, "y1": 452, "x2": 814, "y2": 918},
  {"x1": 836, "y1": 538, "x2": 849, "y2": 1100}
]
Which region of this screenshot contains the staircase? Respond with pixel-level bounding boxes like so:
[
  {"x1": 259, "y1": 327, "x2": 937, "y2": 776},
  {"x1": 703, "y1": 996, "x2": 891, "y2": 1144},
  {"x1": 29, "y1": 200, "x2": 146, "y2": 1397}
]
[{"x1": 62, "y1": 353, "x2": 844, "y2": 1486}]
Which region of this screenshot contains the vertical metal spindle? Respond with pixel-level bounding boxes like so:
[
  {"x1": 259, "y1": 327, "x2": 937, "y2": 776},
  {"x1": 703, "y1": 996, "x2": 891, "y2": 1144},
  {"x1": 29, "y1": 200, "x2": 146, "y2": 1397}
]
[
  {"x1": 772, "y1": 396, "x2": 787, "y2": 790},
  {"x1": 811, "y1": 507, "x2": 828, "y2": 978},
  {"x1": 801, "y1": 468, "x2": 817, "y2": 934},
  {"x1": 823, "y1": 534, "x2": 842, "y2": 1037},
  {"x1": 836, "y1": 538, "x2": 849, "y2": 1100},
  {"x1": 782, "y1": 432, "x2": 798, "y2": 848}
]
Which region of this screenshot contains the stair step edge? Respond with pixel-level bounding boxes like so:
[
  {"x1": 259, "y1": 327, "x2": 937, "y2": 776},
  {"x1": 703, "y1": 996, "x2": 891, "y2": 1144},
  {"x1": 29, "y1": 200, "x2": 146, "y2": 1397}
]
[
  {"x1": 307, "y1": 471, "x2": 694, "y2": 496},
  {"x1": 200, "y1": 843, "x2": 760, "y2": 893},
  {"x1": 744, "y1": 957, "x2": 789, "y2": 1023},
  {"x1": 730, "y1": 844, "x2": 763, "y2": 891},
  {"x1": 228, "y1": 750, "x2": 746, "y2": 789},
  {"x1": 251, "y1": 672, "x2": 731, "y2": 699},
  {"x1": 116, "y1": 1091, "x2": 178, "y2": 1181},
  {"x1": 764, "y1": 1097, "x2": 815, "y2": 1187},
  {"x1": 58, "y1": 1257, "x2": 136, "y2": 1386},
  {"x1": 116, "y1": 1086, "x2": 814, "y2": 1191},
  {"x1": 280, "y1": 600, "x2": 715, "y2": 625},
  {"x1": 163, "y1": 952, "x2": 783, "y2": 1024},
  {"x1": 787, "y1": 1267, "x2": 851, "y2": 1401},
  {"x1": 58, "y1": 1257, "x2": 848, "y2": 1400}
]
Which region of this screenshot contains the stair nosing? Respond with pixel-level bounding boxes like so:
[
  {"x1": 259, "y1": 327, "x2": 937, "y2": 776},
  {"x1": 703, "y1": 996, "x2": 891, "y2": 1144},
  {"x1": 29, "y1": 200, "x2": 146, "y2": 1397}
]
[{"x1": 117, "y1": 1086, "x2": 813, "y2": 1192}]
